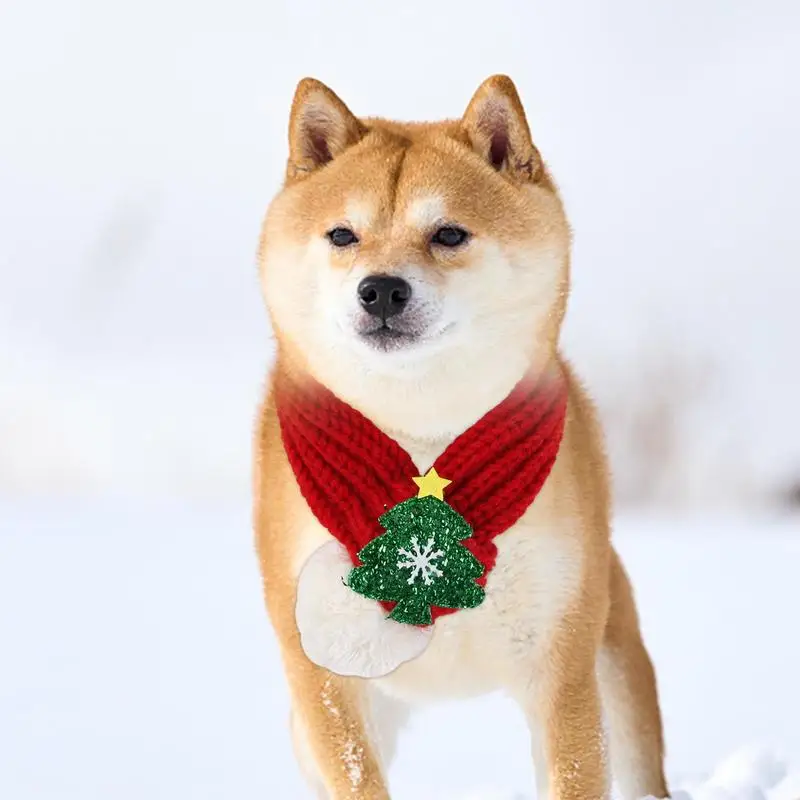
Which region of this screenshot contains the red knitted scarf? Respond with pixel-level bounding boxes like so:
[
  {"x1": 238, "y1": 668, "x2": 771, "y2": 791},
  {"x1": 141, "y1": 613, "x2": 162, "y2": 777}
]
[{"x1": 275, "y1": 368, "x2": 568, "y2": 622}]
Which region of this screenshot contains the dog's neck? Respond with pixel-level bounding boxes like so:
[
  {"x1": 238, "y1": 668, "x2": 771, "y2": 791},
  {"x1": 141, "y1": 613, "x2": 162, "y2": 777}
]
[{"x1": 275, "y1": 341, "x2": 562, "y2": 469}]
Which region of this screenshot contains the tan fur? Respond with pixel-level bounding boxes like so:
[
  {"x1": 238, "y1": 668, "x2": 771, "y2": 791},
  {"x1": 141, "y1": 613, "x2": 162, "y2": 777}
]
[{"x1": 254, "y1": 75, "x2": 668, "y2": 799}]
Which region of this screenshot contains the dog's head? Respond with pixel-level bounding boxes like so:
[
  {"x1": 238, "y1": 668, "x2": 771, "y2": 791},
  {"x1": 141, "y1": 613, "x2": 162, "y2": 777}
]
[{"x1": 260, "y1": 76, "x2": 571, "y2": 436}]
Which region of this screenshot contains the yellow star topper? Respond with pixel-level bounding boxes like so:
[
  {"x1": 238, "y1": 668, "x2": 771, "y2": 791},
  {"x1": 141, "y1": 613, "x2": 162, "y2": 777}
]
[{"x1": 412, "y1": 467, "x2": 452, "y2": 501}]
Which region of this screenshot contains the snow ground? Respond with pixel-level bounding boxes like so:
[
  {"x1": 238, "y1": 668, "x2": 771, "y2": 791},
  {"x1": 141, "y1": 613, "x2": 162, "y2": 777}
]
[{"x1": 1, "y1": 500, "x2": 798, "y2": 799}]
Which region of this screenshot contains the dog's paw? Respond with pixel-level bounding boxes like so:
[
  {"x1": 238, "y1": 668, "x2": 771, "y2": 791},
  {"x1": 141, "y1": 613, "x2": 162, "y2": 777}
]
[{"x1": 295, "y1": 540, "x2": 433, "y2": 678}]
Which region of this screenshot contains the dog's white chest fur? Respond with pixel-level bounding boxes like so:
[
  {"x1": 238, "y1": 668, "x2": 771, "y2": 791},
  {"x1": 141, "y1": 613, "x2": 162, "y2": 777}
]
[
  {"x1": 292, "y1": 426, "x2": 582, "y2": 699},
  {"x1": 374, "y1": 512, "x2": 583, "y2": 703},
  {"x1": 363, "y1": 436, "x2": 583, "y2": 701},
  {"x1": 293, "y1": 485, "x2": 582, "y2": 703}
]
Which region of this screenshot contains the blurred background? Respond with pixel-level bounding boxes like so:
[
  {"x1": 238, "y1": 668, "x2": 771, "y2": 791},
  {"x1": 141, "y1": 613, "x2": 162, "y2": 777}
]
[
  {"x1": 2, "y1": 2, "x2": 800, "y2": 799},
  {"x1": 2, "y1": 0, "x2": 799, "y2": 513}
]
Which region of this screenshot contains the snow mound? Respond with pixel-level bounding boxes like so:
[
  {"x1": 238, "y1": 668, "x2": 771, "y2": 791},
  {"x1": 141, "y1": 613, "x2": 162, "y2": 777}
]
[
  {"x1": 443, "y1": 749, "x2": 798, "y2": 800},
  {"x1": 667, "y1": 747, "x2": 797, "y2": 800}
]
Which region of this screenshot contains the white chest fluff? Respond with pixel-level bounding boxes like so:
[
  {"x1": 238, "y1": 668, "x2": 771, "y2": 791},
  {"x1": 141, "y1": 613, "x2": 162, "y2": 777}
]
[
  {"x1": 374, "y1": 511, "x2": 584, "y2": 703},
  {"x1": 292, "y1": 453, "x2": 583, "y2": 701}
]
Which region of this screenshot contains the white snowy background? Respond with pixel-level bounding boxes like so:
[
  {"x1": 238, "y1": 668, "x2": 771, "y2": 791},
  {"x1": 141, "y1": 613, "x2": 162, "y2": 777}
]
[{"x1": 1, "y1": 0, "x2": 799, "y2": 798}]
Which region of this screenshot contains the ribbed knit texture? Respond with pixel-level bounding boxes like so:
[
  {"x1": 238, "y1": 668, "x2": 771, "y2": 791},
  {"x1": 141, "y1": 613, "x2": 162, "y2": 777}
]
[{"x1": 275, "y1": 369, "x2": 568, "y2": 622}]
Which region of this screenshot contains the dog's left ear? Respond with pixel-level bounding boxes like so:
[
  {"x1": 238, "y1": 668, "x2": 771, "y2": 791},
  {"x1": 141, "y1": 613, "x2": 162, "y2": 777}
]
[
  {"x1": 461, "y1": 75, "x2": 542, "y2": 183},
  {"x1": 286, "y1": 78, "x2": 366, "y2": 180}
]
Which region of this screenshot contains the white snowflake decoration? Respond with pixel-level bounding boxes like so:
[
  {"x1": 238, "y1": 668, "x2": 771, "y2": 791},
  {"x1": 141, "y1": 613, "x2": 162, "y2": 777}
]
[{"x1": 397, "y1": 535, "x2": 445, "y2": 586}]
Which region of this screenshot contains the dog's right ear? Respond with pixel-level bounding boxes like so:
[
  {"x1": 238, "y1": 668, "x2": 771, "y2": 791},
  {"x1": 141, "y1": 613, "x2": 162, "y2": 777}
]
[
  {"x1": 461, "y1": 75, "x2": 542, "y2": 184},
  {"x1": 286, "y1": 78, "x2": 366, "y2": 179}
]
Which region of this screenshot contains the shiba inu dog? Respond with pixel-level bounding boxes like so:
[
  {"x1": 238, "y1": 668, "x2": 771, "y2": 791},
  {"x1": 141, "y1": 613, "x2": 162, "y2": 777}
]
[{"x1": 253, "y1": 75, "x2": 669, "y2": 799}]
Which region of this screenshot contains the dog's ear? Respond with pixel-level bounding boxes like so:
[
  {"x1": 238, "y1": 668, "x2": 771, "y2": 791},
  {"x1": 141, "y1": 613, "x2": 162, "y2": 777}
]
[
  {"x1": 461, "y1": 75, "x2": 542, "y2": 183},
  {"x1": 287, "y1": 78, "x2": 366, "y2": 179}
]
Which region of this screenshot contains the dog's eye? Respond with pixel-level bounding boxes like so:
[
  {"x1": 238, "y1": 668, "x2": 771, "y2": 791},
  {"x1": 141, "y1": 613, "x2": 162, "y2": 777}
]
[
  {"x1": 327, "y1": 227, "x2": 359, "y2": 247},
  {"x1": 431, "y1": 226, "x2": 470, "y2": 248}
]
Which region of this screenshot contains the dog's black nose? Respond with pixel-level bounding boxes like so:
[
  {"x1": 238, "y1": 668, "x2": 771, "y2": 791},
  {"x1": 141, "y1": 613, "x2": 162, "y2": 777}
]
[{"x1": 357, "y1": 275, "x2": 411, "y2": 319}]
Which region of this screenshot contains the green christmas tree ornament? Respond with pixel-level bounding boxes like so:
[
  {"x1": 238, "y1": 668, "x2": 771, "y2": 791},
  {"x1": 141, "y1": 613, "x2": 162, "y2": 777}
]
[{"x1": 346, "y1": 469, "x2": 486, "y2": 626}]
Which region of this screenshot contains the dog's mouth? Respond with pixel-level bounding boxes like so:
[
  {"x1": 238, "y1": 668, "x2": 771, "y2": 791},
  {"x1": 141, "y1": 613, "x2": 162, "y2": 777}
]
[
  {"x1": 354, "y1": 319, "x2": 457, "y2": 354},
  {"x1": 359, "y1": 323, "x2": 419, "y2": 351}
]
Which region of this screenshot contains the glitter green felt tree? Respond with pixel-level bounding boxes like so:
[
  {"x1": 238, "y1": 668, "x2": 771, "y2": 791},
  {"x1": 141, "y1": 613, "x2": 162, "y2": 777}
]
[{"x1": 346, "y1": 469, "x2": 486, "y2": 626}]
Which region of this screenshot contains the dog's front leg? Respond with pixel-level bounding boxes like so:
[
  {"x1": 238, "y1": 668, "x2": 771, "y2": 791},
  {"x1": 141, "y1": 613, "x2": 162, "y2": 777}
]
[
  {"x1": 263, "y1": 567, "x2": 390, "y2": 799},
  {"x1": 284, "y1": 649, "x2": 390, "y2": 800},
  {"x1": 523, "y1": 623, "x2": 610, "y2": 800}
]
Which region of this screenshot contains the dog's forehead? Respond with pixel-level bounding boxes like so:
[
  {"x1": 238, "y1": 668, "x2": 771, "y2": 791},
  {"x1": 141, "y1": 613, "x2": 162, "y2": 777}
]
[
  {"x1": 338, "y1": 147, "x2": 479, "y2": 234},
  {"x1": 343, "y1": 192, "x2": 446, "y2": 233},
  {"x1": 297, "y1": 137, "x2": 529, "y2": 241}
]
